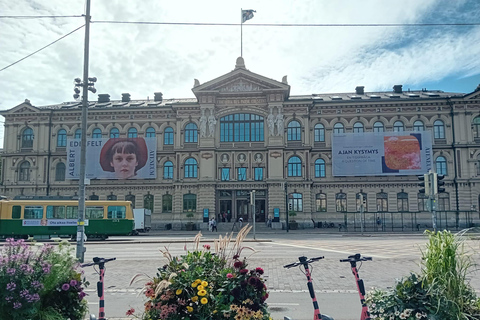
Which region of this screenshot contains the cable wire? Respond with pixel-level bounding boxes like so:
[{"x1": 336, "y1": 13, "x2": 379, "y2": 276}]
[
  {"x1": 0, "y1": 15, "x2": 83, "y2": 19},
  {"x1": 0, "y1": 24, "x2": 85, "y2": 73}
]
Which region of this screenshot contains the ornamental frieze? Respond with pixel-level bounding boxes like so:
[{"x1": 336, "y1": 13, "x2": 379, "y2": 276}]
[{"x1": 218, "y1": 98, "x2": 267, "y2": 105}]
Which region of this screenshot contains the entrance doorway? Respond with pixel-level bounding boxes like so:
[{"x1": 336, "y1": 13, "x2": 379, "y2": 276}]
[
  {"x1": 219, "y1": 200, "x2": 232, "y2": 222},
  {"x1": 254, "y1": 199, "x2": 266, "y2": 222},
  {"x1": 236, "y1": 199, "x2": 249, "y2": 222}
]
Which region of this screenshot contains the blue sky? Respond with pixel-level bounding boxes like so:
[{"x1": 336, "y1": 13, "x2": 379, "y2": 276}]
[{"x1": 0, "y1": 0, "x2": 480, "y2": 143}]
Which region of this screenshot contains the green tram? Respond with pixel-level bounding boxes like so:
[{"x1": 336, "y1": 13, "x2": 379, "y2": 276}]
[{"x1": 0, "y1": 199, "x2": 134, "y2": 240}]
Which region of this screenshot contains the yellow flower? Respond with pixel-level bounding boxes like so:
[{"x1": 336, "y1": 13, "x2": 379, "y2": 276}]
[
  {"x1": 201, "y1": 281, "x2": 208, "y2": 287},
  {"x1": 186, "y1": 306, "x2": 193, "y2": 312},
  {"x1": 197, "y1": 289, "x2": 207, "y2": 296},
  {"x1": 176, "y1": 289, "x2": 182, "y2": 295},
  {"x1": 200, "y1": 297, "x2": 208, "y2": 304},
  {"x1": 191, "y1": 296, "x2": 199, "y2": 302},
  {"x1": 195, "y1": 279, "x2": 201, "y2": 283},
  {"x1": 213, "y1": 310, "x2": 217, "y2": 314},
  {"x1": 191, "y1": 282, "x2": 198, "y2": 288},
  {"x1": 197, "y1": 285, "x2": 204, "y2": 291}
]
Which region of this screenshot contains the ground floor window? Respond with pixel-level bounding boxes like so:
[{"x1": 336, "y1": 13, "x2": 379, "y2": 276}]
[{"x1": 183, "y1": 194, "x2": 197, "y2": 212}]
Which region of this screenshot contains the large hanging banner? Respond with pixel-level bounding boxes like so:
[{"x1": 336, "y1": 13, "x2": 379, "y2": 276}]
[
  {"x1": 67, "y1": 137, "x2": 157, "y2": 180},
  {"x1": 332, "y1": 131, "x2": 432, "y2": 176}
]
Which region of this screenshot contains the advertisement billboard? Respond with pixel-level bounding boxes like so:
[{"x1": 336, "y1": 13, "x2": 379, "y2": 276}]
[
  {"x1": 67, "y1": 137, "x2": 157, "y2": 180},
  {"x1": 332, "y1": 131, "x2": 432, "y2": 176}
]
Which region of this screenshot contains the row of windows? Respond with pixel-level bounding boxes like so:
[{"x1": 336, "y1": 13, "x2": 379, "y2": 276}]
[
  {"x1": 14, "y1": 205, "x2": 126, "y2": 219},
  {"x1": 22, "y1": 114, "x2": 480, "y2": 150}
]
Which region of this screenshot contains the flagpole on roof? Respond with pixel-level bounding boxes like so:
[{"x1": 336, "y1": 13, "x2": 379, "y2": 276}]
[{"x1": 240, "y1": 8, "x2": 243, "y2": 57}]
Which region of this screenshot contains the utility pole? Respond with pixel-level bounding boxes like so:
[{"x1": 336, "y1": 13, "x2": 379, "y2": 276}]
[
  {"x1": 250, "y1": 190, "x2": 256, "y2": 240},
  {"x1": 76, "y1": 0, "x2": 92, "y2": 263},
  {"x1": 359, "y1": 194, "x2": 364, "y2": 235}
]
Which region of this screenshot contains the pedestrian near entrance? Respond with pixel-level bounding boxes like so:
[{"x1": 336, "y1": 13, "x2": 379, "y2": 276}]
[
  {"x1": 239, "y1": 217, "x2": 243, "y2": 229},
  {"x1": 211, "y1": 218, "x2": 217, "y2": 232},
  {"x1": 267, "y1": 215, "x2": 272, "y2": 228},
  {"x1": 208, "y1": 218, "x2": 213, "y2": 232}
]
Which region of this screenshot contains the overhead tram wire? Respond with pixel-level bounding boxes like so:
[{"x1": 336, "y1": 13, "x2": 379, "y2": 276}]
[
  {"x1": 0, "y1": 15, "x2": 83, "y2": 19},
  {"x1": 0, "y1": 24, "x2": 85, "y2": 73}
]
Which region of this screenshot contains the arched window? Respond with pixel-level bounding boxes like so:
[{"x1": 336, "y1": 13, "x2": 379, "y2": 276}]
[
  {"x1": 287, "y1": 156, "x2": 302, "y2": 177},
  {"x1": 92, "y1": 128, "x2": 102, "y2": 139},
  {"x1": 473, "y1": 116, "x2": 480, "y2": 138},
  {"x1": 57, "y1": 129, "x2": 67, "y2": 147},
  {"x1": 316, "y1": 193, "x2": 327, "y2": 212},
  {"x1": 164, "y1": 161, "x2": 173, "y2": 179},
  {"x1": 19, "y1": 161, "x2": 30, "y2": 181},
  {"x1": 413, "y1": 120, "x2": 424, "y2": 131},
  {"x1": 143, "y1": 194, "x2": 154, "y2": 212},
  {"x1": 128, "y1": 127, "x2": 138, "y2": 138},
  {"x1": 55, "y1": 163, "x2": 66, "y2": 181},
  {"x1": 125, "y1": 194, "x2": 135, "y2": 208},
  {"x1": 184, "y1": 158, "x2": 198, "y2": 178},
  {"x1": 164, "y1": 127, "x2": 174, "y2": 145},
  {"x1": 373, "y1": 121, "x2": 384, "y2": 133},
  {"x1": 477, "y1": 154, "x2": 480, "y2": 176},
  {"x1": 287, "y1": 121, "x2": 301, "y2": 141},
  {"x1": 288, "y1": 193, "x2": 303, "y2": 211},
  {"x1": 110, "y1": 128, "x2": 119, "y2": 138},
  {"x1": 356, "y1": 193, "x2": 367, "y2": 211},
  {"x1": 335, "y1": 192, "x2": 347, "y2": 212},
  {"x1": 435, "y1": 156, "x2": 447, "y2": 175},
  {"x1": 376, "y1": 192, "x2": 388, "y2": 211},
  {"x1": 21, "y1": 127, "x2": 34, "y2": 148},
  {"x1": 185, "y1": 123, "x2": 198, "y2": 143},
  {"x1": 314, "y1": 159, "x2": 326, "y2": 178},
  {"x1": 393, "y1": 121, "x2": 404, "y2": 132},
  {"x1": 107, "y1": 193, "x2": 117, "y2": 201},
  {"x1": 162, "y1": 194, "x2": 173, "y2": 213},
  {"x1": 353, "y1": 122, "x2": 364, "y2": 133},
  {"x1": 75, "y1": 129, "x2": 82, "y2": 139},
  {"x1": 220, "y1": 114, "x2": 264, "y2": 142},
  {"x1": 333, "y1": 123, "x2": 344, "y2": 134},
  {"x1": 183, "y1": 194, "x2": 197, "y2": 212},
  {"x1": 397, "y1": 192, "x2": 409, "y2": 211},
  {"x1": 146, "y1": 127, "x2": 156, "y2": 138},
  {"x1": 89, "y1": 193, "x2": 99, "y2": 200},
  {"x1": 314, "y1": 124, "x2": 325, "y2": 142},
  {"x1": 434, "y1": 120, "x2": 445, "y2": 139}
]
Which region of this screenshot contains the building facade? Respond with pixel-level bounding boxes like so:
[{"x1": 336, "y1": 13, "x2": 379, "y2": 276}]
[{"x1": 1, "y1": 57, "x2": 480, "y2": 229}]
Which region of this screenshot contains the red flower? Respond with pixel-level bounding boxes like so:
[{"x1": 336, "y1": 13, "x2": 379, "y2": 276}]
[
  {"x1": 234, "y1": 261, "x2": 243, "y2": 269},
  {"x1": 203, "y1": 244, "x2": 211, "y2": 250},
  {"x1": 255, "y1": 267, "x2": 264, "y2": 275},
  {"x1": 240, "y1": 268, "x2": 249, "y2": 275},
  {"x1": 126, "y1": 308, "x2": 135, "y2": 316}
]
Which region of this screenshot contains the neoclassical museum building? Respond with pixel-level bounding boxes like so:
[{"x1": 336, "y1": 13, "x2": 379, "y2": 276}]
[{"x1": 1, "y1": 57, "x2": 480, "y2": 230}]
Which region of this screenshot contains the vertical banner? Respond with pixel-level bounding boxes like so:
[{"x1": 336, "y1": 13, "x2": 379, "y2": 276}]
[
  {"x1": 332, "y1": 131, "x2": 432, "y2": 176},
  {"x1": 67, "y1": 137, "x2": 157, "y2": 180}
]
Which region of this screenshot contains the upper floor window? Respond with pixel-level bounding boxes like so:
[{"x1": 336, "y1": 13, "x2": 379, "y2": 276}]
[
  {"x1": 221, "y1": 168, "x2": 230, "y2": 181},
  {"x1": 237, "y1": 167, "x2": 247, "y2": 181},
  {"x1": 336, "y1": 192, "x2": 347, "y2": 212},
  {"x1": 287, "y1": 121, "x2": 301, "y2": 141},
  {"x1": 185, "y1": 123, "x2": 198, "y2": 143},
  {"x1": 92, "y1": 128, "x2": 102, "y2": 139},
  {"x1": 107, "y1": 193, "x2": 117, "y2": 201},
  {"x1": 413, "y1": 120, "x2": 424, "y2": 131},
  {"x1": 21, "y1": 127, "x2": 34, "y2": 148},
  {"x1": 89, "y1": 193, "x2": 99, "y2": 200},
  {"x1": 164, "y1": 161, "x2": 173, "y2": 179},
  {"x1": 353, "y1": 122, "x2": 364, "y2": 133},
  {"x1": 473, "y1": 116, "x2": 480, "y2": 138},
  {"x1": 19, "y1": 161, "x2": 30, "y2": 181},
  {"x1": 287, "y1": 156, "x2": 302, "y2": 177},
  {"x1": 314, "y1": 159, "x2": 326, "y2": 178},
  {"x1": 254, "y1": 167, "x2": 263, "y2": 181},
  {"x1": 288, "y1": 193, "x2": 303, "y2": 211},
  {"x1": 314, "y1": 124, "x2": 325, "y2": 142},
  {"x1": 373, "y1": 121, "x2": 384, "y2": 133},
  {"x1": 477, "y1": 154, "x2": 480, "y2": 176},
  {"x1": 184, "y1": 158, "x2": 198, "y2": 178},
  {"x1": 434, "y1": 120, "x2": 445, "y2": 139},
  {"x1": 333, "y1": 123, "x2": 344, "y2": 134},
  {"x1": 125, "y1": 194, "x2": 135, "y2": 208},
  {"x1": 164, "y1": 127, "x2": 174, "y2": 145},
  {"x1": 316, "y1": 193, "x2": 327, "y2": 212},
  {"x1": 55, "y1": 162, "x2": 66, "y2": 181},
  {"x1": 110, "y1": 128, "x2": 119, "y2": 138},
  {"x1": 57, "y1": 129, "x2": 67, "y2": 147},
  {"x1": 75, "y1": 129, "x2": 82, "y2": 139},
  {"x1": 146, "y1": 127, "x2": 156, "y2": 138},
  {"x1": 393, "y1": 121, "x2": 404, "y2": 132},
  {"x1": 220, "y1": 113, "x2": 264, "y2": 142},
  {"x1": 435, "y1": 156, "x2": 447, "y2": 175},
  {"x1": 128, "y1": 127, "x2": 138, "y2": 138}
]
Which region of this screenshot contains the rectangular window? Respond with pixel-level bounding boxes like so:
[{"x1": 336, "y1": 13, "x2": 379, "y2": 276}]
[
  {"x1": 66, "y1": 206, "x2": 78, "y2": 219},
  {"x1": 221, "y1": 168, "x2": 230, "y2": 181},
  {"x1": 254, "y1": 168, "x2": 263, "y2": 181},
  {"x1": 162, "y1": 195, "x2": 173, "y2": 213},
  {"x1": 46, "y1": 206, "x2": 66, "y2": 219},
  {"x1": 12, "y1": 206, "x2": 21, "y2": 219},
  {"x1": 86, "y1": 206, "x2": 104, "y2": 219},
  {"x1": 24, "y1": 206, "x2": 43, "y2": 219},
  {"x1": 107, "y1": 206, "x2": 126, "y2": 219},
  {"x1": 237, "y1": 168, "x2": 247, "y2": 181}
]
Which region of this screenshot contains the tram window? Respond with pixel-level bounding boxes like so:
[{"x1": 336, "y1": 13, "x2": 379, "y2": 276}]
[
  {"x1": 86, "y1": 206, "x2": 104, "y2": 219},
  {"x1": 46, "y1": 206, "x2": 66, "y2": 219},
  {"x1": 24, "y1": 206, "x2": 43, "y2": 219},
  {"x1": 12, "y1": 206, "x2": 21, "y2": 219},
  {"x1": 66, "y1": 206, "x2": 79, "y2": 219},
  {"x1": 107, "y1": 206, "x2": 126, "y2": 219}
]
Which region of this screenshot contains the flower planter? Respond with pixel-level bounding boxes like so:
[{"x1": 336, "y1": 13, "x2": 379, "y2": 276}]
[
  {"x1": 289, "y1": 221, "x2": 298, "y2": 230},
  {"x1": 185, "y1": 222, "x2": 195, "y2": 231}
]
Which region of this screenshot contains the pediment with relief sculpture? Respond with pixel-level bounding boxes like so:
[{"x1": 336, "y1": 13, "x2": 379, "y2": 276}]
[{"x1": 0, "y1": 100, "x2": 40, "y2": 116}]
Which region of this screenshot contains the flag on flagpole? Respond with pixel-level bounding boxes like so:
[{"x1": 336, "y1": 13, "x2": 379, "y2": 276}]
[{"x1": 241, "y1": 9, "x2": 256, "y2": 23}]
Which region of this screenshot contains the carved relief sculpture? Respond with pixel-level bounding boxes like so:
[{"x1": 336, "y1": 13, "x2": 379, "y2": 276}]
[
  {"x1": 275, "y1": 111, "x2": 284, "y2": 136},
  {"x1": 199, "y1": 110, "x2": 207, "y2": 137},
  {"x1": 267, "y1": 110, "x2": 275, "y2": 136},
  {"x1": 208, "y1": 114, "x2": 217, "y2": 137}
]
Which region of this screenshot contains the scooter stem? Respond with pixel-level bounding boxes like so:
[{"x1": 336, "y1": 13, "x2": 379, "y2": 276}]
[{"x1": 349, "y1": 262, "x2": 370, "y2": 320}]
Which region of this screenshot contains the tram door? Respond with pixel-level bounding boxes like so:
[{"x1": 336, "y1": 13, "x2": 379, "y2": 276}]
[{"x1": 236, "y1": 199, "x2": 249, "y2": 222}]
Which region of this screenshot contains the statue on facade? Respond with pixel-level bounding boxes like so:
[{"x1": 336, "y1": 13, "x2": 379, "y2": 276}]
[
  {"x1": 199, "y1": 110, "x2": 207, "y2": 137},
  {"x1": 208, "y1": 114, "x2": 217, "y2": 137},
  {"x1": 275, "y1": 112, "x2": 284, "y2": 136},
  {"x1": 267, "y1": 110, "x2": 275, "y2": 136}
]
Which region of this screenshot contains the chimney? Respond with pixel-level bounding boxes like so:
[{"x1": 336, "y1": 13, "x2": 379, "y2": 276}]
[
  {"x1": 122, "y1": 93, "x2": 131, "y2": 102},
  {"x1": 98, "y1": 94, "x2": 110, "y2": 103},
  {"x1": 355, "y1": 86, "x2": 364, "y2": 95},
  {"x1": 393, "y1": 85, "x2": 403, "y2": 94},
  {"x1": 154, "y1": 92, "x2": 163, "y2": 103}
]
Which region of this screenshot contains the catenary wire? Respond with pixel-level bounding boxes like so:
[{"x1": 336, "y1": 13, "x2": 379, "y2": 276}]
[
  {"x1": 0, "y1": 24, "x2": 85, "y2": 73},
  {"x1": 0, "y1": 15, "x2": 83, "y2": 19}
]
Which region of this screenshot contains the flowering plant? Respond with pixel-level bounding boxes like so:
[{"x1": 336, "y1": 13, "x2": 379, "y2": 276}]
[
  {"x1": 0, "y1": 239, "x2": 88, "y2": 320},
  {"x1": 129, "y1": 226, "x2": 271, "y2": 320}
]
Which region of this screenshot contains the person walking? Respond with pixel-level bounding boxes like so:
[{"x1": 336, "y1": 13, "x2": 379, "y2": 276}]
[
  {"x1": 211, "y1": 218, "x2": 217, "y2": 232},
  {"x1": 239, "y1": 217, "x2": 243, "y2": 229}
]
